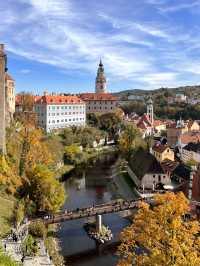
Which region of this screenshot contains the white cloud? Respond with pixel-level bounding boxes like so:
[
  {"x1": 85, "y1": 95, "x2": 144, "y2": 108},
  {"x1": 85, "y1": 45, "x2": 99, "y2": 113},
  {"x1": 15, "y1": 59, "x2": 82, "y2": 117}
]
[
  {"x1": 158, "y1": 1, "x2": 200, "y2": 13},
  {"x1": 20, "y1": 69, "x2": 31, "y2": 74},
  {"x1": 1, "y1": 0, "x2": 200, "y2": 90}
]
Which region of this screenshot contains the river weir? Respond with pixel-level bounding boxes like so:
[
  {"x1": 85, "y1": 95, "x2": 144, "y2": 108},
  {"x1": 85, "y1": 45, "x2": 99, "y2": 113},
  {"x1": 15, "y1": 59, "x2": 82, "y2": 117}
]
[{"x1": 58, "y1": 152, "x2": 138, "y2": 266}]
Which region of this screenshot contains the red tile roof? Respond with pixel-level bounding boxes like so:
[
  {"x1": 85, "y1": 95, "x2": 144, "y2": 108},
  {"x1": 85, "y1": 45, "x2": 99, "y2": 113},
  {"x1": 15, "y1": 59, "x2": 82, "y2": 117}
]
[
  {"x1": 180, "y1": 131, "x2": 200, "y2": 144},
  {"x1": 80, "y1": 93, "x2": 118, "y2": 101},
  {"x1": 152, "y1": 143, "x2": 169, "y2": 153},
  {"x1": 35, "y1": 95, "x2": 84, "y2": 104},
  {"x1": 137, "y1": 114, "x2": 152, "y2": 130},
  {"x1": 154, "y1": 120, "x2": 164, "y2": 127}
]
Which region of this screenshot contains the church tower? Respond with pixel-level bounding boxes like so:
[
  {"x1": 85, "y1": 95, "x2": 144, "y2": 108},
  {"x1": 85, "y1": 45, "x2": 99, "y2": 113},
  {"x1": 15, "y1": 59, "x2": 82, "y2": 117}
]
[
  {"x1": 95, "y1": 59, "x2": 106, "y2": 93},
  {"x1": 0, "y1": 44, "x2": 6, "y2": 154},
  {"x1": 147, "y1": 98, "x2": 154, "y2": 125}
]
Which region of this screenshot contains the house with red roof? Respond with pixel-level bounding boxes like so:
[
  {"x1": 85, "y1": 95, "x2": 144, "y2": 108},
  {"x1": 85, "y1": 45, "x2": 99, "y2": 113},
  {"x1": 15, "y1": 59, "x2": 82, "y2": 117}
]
[
  {"x1": 80, "y1": 92, "x2": 118, "y2": 113},
  {"x1": 34, "y1": 94, "x2": 86, "y2": 132}
]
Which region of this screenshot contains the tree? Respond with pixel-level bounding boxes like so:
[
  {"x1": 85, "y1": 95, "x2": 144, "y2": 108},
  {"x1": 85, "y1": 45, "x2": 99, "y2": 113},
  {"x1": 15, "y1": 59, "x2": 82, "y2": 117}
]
[
  {"x1": 16, "y1": 92, "x2": 34, "y2": 112},
  {"x1": 98, "y1": 112, "x2": 122, "y2": 139},
  {"x1": 0, "y1": 246, "x2": 20, "y2": 266},
  {"x1": 26, "y1": 164, "x2": 65, "y2": 213},
  {"x1": 118, "y1": 124, "x2": 145, "y2": 159},
  {"x1": 22, "y1": 234, "x2": 38, "y2": 256},
  {"x1": 29, "y1": 221, "x2": 47, "y2": 239},
  {"x1": 13, "y1": 201, "x2": 25, "y2": 229},
  {"x1": 19, "y1": 128, "x2": 53, "y2": 176},
  {"x1": 64, "y1": 144, "x2": 83, "y2": 165},
  {"x1": 62, "y1": 128, "x2": 74, "y2": 146},
  {"x1": 117, "y1": 192, "x2": 200, "y2": 266}
]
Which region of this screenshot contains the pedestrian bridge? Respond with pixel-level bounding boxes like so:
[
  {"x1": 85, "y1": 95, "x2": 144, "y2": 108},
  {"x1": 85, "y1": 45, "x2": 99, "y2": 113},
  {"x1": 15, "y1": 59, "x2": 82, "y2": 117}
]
[{"x1": 36, "y1": 198, "x2": 144, "y2": 225}]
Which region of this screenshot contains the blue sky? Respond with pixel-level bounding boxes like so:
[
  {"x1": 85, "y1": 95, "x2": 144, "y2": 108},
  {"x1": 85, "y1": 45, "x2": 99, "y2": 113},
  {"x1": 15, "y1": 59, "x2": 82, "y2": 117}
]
[{"x1": 1, "y1": 0, "x2": 200, "y2": 94}]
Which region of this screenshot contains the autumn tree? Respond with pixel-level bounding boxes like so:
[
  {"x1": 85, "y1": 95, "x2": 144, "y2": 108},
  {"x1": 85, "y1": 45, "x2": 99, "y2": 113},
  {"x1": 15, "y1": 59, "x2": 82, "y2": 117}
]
[
  {"x1": 64, "y1": 144, "x2": 83, "y2": 165},
  {"x1": 98, "y1": 112, "x2": 122, "y2": 139},
  {"x1": 118, "y1": 124, "x2": 145, "y2": 159},
  {"x1": 16, "y1": 92, "x2": 35, "y2": 112},
  {"x1": 117, "y1": 192, "x2": 200, "y2": 266},
  {"x1": 25, "y1": 164, "x2": 65, "y2": 213}
]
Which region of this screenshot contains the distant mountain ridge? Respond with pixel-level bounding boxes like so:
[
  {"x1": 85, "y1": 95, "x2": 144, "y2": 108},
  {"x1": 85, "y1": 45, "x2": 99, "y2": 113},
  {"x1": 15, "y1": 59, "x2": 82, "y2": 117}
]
[{"x1": 114, "y1": 85, "x2": 200, "y2": 98}]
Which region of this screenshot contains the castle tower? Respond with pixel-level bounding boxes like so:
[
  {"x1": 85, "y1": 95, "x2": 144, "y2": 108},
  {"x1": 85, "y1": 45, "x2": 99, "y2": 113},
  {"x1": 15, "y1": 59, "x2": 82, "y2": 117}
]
[
  {"x1": 0, "y1": 44, "x2": 6, "y2": 154},
  {"x1": 95, "y1": 59, "x2": 106, "y2": 93},
  {"x1": 147, "y1": 98, "x2": 154, "y2": 125}
]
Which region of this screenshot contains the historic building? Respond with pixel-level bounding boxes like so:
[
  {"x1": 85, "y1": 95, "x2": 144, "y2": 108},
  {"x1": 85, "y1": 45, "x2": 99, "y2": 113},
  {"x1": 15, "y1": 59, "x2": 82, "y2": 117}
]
[
  {"x1": 181, "y1": 142, "x2": 200, "y2": 164},
  {"x1": 136, "y1": 98, "x2": 166, "y2": 138},
  {"x1": 167, "y1": 119, "x2": 200, "y2": 147},
  {"x1": 80, "y1": 93, "x2": 118, "y2": 113},
  {"x1": 151, "y1": 143, "x2": 174, "y2": 163},
  {"x1": 80, "y1": 60, "x2": 118, "y2": 113},
  {"x1": 5, "y1": 73, "x2": 15, "y2": 125},
  {"x1": 0, "y1": 44, "x2": 6, "y2": 154},
  {"x1": 34, "y1": 94, "x2": 86, "y2": 132},
  {"x1": 128, "y1": 149, "x2": 171, "y2": 189},
  {"x1": 95, "y1": 59, "x2": 106, "y2": 93}
]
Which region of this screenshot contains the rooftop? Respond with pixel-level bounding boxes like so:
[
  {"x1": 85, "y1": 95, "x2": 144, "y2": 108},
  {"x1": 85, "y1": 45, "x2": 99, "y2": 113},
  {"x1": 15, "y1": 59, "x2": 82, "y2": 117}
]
[
  {"x1": 152, "y1": 143, "x2": 169, "y2": 153},
  {"x1": 129, "y1": 149, "x2": 164, "y2": 180},
  {"x1": 36, "y1": 95, "x2": 84, "y2": 104},
  {"x1": 80, "y1": 93, "x2": 118, "y2": 101},
  {"x1": 180, "y1": 131, "x2": 200, "y2": 144},
  {"x1": 183, "y1": 142, "x2": 200, "y2": 153}
]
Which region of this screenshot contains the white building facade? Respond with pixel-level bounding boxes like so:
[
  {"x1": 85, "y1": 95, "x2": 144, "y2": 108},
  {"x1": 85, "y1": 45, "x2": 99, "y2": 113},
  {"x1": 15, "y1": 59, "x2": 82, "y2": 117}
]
[{"x1": 35, "y1": 95, "x2": 86, "y2": 132}]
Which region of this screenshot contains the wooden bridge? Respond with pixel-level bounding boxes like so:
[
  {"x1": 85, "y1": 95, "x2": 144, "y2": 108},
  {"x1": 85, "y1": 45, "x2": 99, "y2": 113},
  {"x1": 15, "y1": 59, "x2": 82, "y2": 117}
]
[{"x1": 36, "y1": 198, "x2": 144, "y2": 225}]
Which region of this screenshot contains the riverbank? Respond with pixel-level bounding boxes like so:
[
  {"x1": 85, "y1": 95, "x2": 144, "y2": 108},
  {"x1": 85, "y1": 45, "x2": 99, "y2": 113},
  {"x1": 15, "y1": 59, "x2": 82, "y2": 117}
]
[
  {"x1": 45, "y1": 225, "x2": 64, "y2": 266},
  {"x1": 61, "y1": 145, "x2": 118, "y2": 180}
]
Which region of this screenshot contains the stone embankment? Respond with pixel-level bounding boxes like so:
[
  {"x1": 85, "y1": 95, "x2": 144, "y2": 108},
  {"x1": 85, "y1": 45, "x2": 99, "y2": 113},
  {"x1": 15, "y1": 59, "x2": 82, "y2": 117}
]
[{"x1": 1, "y1": 226, "x2": 54, "y2": 266}]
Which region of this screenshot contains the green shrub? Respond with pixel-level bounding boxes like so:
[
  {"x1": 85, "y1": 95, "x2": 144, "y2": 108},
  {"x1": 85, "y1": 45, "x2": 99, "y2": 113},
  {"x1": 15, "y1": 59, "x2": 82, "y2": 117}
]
[
  {"x1": 22, "y1": 234, "x2": 38, "y2": 256},
  {"x1": 29, "y1": 221, "x2": 47, "y2": 239}
]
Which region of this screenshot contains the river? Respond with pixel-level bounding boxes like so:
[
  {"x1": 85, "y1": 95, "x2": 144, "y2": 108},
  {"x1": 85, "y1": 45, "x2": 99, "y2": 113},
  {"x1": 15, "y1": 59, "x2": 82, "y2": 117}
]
[{"x1": 58, "y1": 153, "x2": 137, "y2": 266}]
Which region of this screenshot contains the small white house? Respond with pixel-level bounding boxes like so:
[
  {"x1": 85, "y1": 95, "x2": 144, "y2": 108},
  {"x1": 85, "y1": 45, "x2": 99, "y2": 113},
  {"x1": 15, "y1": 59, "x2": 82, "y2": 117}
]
[{"x1": 128, "y1": 150, "x2": 171, "y2": 189}]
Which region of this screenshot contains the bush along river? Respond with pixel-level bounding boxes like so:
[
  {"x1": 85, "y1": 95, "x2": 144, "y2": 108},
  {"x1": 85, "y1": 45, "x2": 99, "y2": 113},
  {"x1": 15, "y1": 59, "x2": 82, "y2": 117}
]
[{"x1": 58, "y1": 152, "x2": 138, "y2": 266}]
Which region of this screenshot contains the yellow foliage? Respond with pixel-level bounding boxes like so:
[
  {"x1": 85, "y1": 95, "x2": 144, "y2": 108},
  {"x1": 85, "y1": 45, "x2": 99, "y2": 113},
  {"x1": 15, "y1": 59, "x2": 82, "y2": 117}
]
[
  {"x1": 117, "y1": 192, "x2": 200, "y2": 266},
  {"x1": 0, "y1": 156, "x2": 22, "y2": 194}
]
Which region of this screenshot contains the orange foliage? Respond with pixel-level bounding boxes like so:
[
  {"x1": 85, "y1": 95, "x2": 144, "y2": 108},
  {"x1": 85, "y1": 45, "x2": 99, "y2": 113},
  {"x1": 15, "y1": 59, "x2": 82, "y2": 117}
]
[{"x1": 117, "y1": 192, "x2": 200, "y2": 266}]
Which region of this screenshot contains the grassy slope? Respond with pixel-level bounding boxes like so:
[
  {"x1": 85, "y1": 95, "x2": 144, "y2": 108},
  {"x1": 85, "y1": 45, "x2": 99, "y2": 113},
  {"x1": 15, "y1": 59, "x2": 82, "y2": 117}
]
[{"x1": 0, "y1": 195, "x2": 14, "y2": 237}]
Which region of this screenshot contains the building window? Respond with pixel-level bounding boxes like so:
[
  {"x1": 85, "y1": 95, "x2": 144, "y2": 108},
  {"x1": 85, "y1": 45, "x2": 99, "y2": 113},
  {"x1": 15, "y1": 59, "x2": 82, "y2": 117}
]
[
  {"x1": 57, "y1": 120, "x2": 59, "y2": 123},
  {"x1": 158, "y1": 175, "x2": 161, "y2": 182},
  {"x1": 57, "y1": 107, "x2": 59, "y2": 109}
]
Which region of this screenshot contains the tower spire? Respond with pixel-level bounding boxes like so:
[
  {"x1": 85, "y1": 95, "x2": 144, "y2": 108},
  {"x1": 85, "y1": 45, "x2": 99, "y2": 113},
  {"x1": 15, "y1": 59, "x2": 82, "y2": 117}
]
[{"x1": 95, "y1": 59, "x2": 106, "y2": 93}]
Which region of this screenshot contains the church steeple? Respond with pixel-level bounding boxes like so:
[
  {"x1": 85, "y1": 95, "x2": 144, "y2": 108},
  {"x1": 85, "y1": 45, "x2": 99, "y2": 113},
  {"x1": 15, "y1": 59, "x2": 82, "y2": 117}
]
[
  {"x1": 95, "y1": 59, "x2": 106, "y2": 93},
  {"x1": 147, "y1": 97, "x2": 154, "y2": 125}
]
